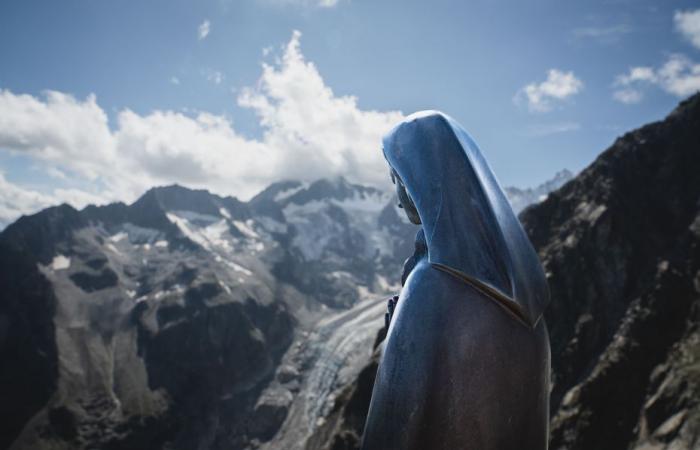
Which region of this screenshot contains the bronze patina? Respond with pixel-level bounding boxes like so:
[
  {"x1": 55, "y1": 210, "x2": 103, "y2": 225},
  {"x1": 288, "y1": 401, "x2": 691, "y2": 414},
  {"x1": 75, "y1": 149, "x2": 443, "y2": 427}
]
[{"x1": 362, "y1": 111, "x2": 551, "y2": 450}]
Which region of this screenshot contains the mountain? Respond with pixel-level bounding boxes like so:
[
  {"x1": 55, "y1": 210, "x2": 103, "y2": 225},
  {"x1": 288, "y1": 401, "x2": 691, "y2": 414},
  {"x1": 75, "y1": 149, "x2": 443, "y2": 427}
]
[
  {"x1": 505, "y1": 169, "x2": 574, "y2": 213},
  {"x1": 0, "y1": 156, "x2": 571, "y2": 447},
  {"x1": 0, "y1": 176, "x2": 420, "y2": 450},
  {"x1": 312, "y1": 93, "x2": 700, "y2": 450}
]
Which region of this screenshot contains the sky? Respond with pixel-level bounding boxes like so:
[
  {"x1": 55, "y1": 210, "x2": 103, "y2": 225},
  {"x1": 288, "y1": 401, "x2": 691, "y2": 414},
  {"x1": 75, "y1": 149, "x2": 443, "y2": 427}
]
[{"x1": 0, "y1": 0, "x2": 699, "y2": 226}]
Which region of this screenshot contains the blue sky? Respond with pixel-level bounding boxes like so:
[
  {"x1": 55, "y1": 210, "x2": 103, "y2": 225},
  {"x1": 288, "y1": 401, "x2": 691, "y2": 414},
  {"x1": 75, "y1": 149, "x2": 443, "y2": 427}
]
[{"x1": 0, "y1": 0, "x2": 699, "y2": 225}]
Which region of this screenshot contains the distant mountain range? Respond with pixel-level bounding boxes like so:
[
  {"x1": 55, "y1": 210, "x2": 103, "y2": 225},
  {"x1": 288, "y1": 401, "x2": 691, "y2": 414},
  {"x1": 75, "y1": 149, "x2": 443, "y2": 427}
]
[
  {"x1": 0, "y1": 154, "x2": 568, "y2": 450},
  {"x1": 505, "y1": 169, "x2": 574, "y2": 213}
]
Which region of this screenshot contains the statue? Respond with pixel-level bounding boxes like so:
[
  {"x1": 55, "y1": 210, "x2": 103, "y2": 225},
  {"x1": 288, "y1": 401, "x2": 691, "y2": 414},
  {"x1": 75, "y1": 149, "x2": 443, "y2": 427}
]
[{"x1": 361, "y1": 111, "x2": 551, "y2": 450}]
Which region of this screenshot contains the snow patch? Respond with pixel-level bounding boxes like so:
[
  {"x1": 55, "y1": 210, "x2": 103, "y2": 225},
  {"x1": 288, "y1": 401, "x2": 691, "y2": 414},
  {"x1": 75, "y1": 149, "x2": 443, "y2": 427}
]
[
  {"x1": 224, "y1": 260, "x2": 253, "y2": 276},
  {"x1": 219, "y1": 207, "x2": 231, "y2": 219},
  {"x1": 219, "y1": 280, "x2": 232, "y2": 294},
  {"x1": 167, "y1": 212, "x2": 232, "y2": 252},
  {"x1": 106, "y1": 243, "x2": 121, "y2": 255},
  {"x1": 233, "y1": 220, "x2": 259, "y2": 239},
  {"x1": 109, "y1": 231, "x2": 127, "y2": 243},
  {"x1": 274, "y1": 182, "x2": 308, "y2": 202},
  {"x1": 51, "y1": 255, "x2": 71, "y2": 270},
  {"x1": 154, "y1": 240, "x2": 168, "y2": 248}
]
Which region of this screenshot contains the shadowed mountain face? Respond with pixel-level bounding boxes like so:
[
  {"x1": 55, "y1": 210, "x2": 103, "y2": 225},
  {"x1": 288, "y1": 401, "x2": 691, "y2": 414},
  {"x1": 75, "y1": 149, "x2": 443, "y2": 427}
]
[
  {"x1": 0, "y1": 150, "x2": 577, "y2": 447},
  {"x1": 310, "y1": 93, "x2": 700, "y2": 450},
  {"x1": 532, "y1": 93, "x2": 700, "y2": 450}
]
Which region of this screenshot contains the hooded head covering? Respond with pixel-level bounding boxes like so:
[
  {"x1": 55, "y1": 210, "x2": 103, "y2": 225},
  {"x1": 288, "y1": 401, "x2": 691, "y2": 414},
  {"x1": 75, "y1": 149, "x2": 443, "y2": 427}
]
[{"x1": 383, "y1": 111, "x2": 549, "y2": 327}]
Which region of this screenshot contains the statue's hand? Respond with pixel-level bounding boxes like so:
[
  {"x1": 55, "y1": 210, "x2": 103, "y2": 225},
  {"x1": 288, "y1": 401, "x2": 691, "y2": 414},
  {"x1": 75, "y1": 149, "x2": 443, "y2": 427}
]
[{"x1": 384, "y1": 295, "x2": 400, "y2": 330}]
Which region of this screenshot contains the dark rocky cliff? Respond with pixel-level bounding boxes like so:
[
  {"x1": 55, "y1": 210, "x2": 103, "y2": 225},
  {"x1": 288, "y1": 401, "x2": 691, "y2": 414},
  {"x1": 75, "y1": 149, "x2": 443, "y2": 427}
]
[
  {"x1": 0, "y1": 189, "x2": 296, "y2": 450},
  {"x1": 532, "y1": 93, "x2": 700, "y2": 450},
  {"x1": 314, "y1": 93, "x2": 700, "y2": 450}
]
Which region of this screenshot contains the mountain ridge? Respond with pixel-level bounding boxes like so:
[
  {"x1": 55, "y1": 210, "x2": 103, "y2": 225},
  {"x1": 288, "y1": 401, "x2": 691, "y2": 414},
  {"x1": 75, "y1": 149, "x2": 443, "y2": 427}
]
[{"x1": 0, "y1": 148, "x2": 576, "y2": 448}]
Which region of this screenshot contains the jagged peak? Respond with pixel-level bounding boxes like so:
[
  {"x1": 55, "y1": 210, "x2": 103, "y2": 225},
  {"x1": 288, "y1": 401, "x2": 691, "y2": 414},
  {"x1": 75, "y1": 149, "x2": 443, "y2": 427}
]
[{"x1": 131, "y1": 184, "x2": 248, "y2": 220}]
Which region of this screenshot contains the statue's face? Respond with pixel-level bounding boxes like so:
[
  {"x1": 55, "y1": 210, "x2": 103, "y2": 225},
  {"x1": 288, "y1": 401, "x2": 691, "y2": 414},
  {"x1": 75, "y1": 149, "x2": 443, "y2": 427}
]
[{"x1": 390, "y1": 168, "x2": 421, "y2": 225}]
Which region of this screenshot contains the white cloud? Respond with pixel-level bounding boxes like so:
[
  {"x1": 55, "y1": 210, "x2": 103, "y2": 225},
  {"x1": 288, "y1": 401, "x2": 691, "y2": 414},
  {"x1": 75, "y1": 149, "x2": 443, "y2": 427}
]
[
  {"x1": 612, "y1": 88, "x2": 643, "y2": 104},
  {"x1": 613, "y1": 54, "x2": 700, "y2": 103},
  {"x1": 515, "y1": 69, "x2": 583, "y2": 113},
  {"x1": 0, "y1": 30, "x2": 403, "y2": 226},
  {"x1": 658, "y1": 54, "x2": 700, "y2": 97},
  {"x1": 237, "y1": 30, "x2": 403, "y2": 187},
  {"x1": 615, "y1": 66, "x2": 656, "y2": 85},
  {"x1": 170, "y1": 76, "x2": 180, "y2": 85},
  {"x1": 198, "y1": 20, "x2": 210, "y2": 40},
  {"x1": 675, "y1": 9, "x2": 700, "y2": 49},
  {"x1": 0, "y1": 89, "x2": 116, "y2": 180}
]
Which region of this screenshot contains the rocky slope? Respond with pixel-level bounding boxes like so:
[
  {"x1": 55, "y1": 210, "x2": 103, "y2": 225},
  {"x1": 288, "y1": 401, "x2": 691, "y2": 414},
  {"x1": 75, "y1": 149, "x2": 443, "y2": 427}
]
[
  {"x1": 0, "y1": 179, "x2": 417, "y2": 450},
  {"x1": 532, "y1": 93, "x2": 700, "y2": 450},
  {"x1": 312, "y1": 93, "x2": 700, "y2": 450}
]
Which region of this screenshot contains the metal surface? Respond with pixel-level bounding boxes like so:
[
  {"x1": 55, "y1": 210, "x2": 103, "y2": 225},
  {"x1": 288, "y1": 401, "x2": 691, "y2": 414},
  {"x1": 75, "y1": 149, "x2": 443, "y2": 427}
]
[
  {"x1": 361, "y1": 111, "x2": 551, "y2": 450},
  {"x1": 382, "y1": 110, "x2": 549, "y2": 327}
]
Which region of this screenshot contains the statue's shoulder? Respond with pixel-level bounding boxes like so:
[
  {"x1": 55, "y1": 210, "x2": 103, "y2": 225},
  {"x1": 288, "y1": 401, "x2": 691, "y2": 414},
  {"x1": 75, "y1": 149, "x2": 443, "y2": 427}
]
[{"x1": 400, "y1": 259, "x2": 469, "y2": 303}]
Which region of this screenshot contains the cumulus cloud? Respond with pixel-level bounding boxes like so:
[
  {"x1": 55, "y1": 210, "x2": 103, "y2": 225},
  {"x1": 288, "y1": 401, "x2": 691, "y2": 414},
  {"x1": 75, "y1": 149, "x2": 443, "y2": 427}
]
[
  {"x1": 0, "y1": 90, "x2": 116, "y2": 180},
  {"x1": 198, "y1": 20, "x2": 210, "y2": 40},
  {"x1": 237, "y1": 30, "x2": 402, "y2": 186},
  {"x1": 613, "y1": 54, "x2": 700, "y2": 103},
  {"x1": 515, "y1": 69, "x2": 583, "y2": 113},
  {"x1": 675, "y1": 9, "x2": 700, "y2": 49},
  {"x1": 0, "y1": 30, "x2": 403, "y2": 226}
]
